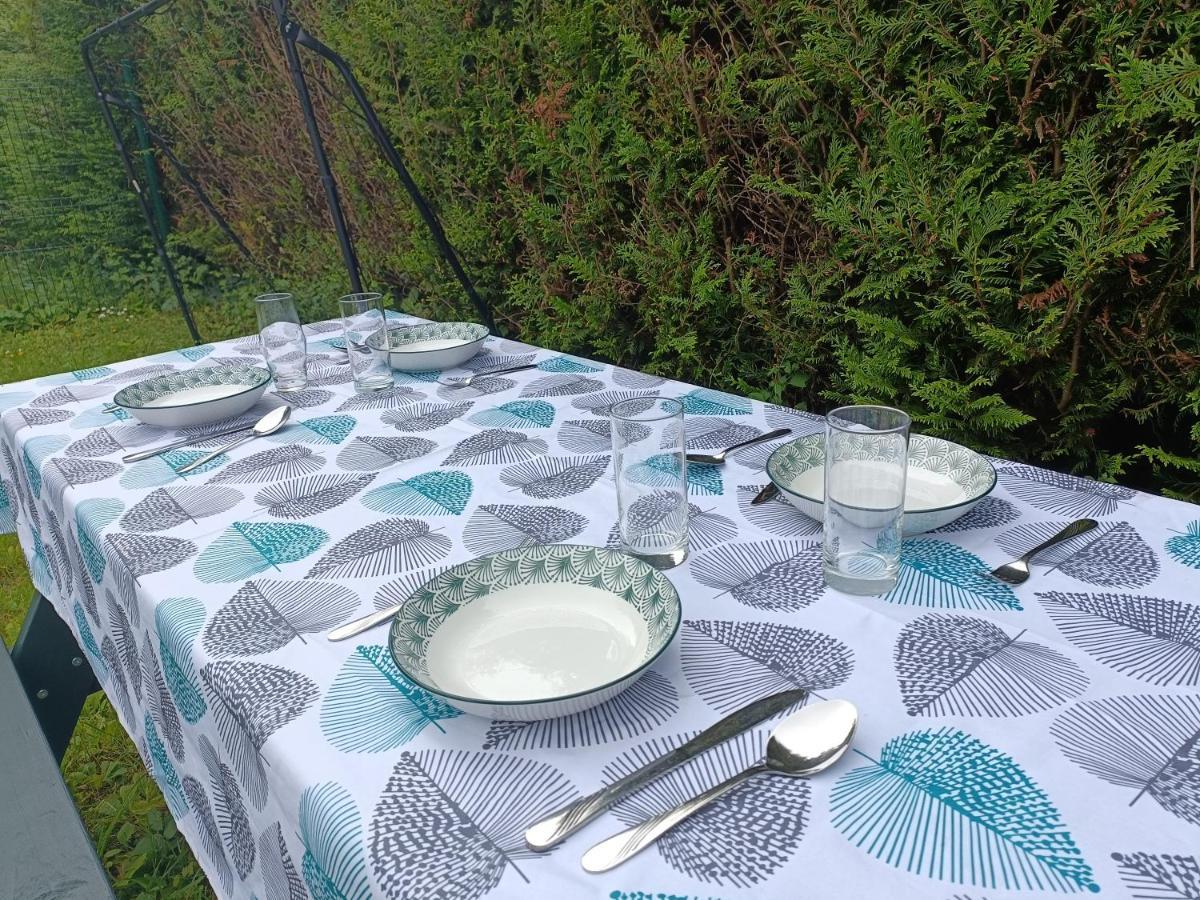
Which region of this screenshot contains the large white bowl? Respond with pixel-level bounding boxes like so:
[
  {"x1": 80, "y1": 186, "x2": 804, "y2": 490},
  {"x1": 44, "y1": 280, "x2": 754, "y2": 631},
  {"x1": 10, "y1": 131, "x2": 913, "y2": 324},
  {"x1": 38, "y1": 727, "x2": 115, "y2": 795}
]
[
  {"x1": 112, "y1": 365, "x2": 271, "y2": 428},
  {"x1": 388, "y1": 544, "x2": 681, "y2": 721},
  {"x1": 368, "y1": 321, "x2": 488, "y2": 372},
  {"x1": 766, "y1": 432, "x2": 996, "y2": 534}
]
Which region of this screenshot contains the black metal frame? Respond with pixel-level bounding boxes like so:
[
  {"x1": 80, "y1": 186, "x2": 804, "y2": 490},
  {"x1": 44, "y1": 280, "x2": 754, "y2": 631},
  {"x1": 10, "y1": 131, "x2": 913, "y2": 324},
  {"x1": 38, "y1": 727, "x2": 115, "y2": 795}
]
[{"x1": 81, "y1": 0, "x2": 495, "y2": 333}]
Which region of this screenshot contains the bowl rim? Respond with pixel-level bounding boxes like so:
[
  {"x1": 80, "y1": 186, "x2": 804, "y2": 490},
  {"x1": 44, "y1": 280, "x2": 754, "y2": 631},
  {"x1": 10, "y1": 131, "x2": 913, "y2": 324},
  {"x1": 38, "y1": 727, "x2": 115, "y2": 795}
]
[
  {"x1": 370, "y1": 321, "x2": 489, "y2": 355},
  {"x1": 387, "y1": 544, "x2": 682, "y2": 708},
  {"x1": 112, "y1": 365, "x2": 270, "y2": 411},
  {"x1": 765, "y1": 431, "x2": 998, "y2": 514}
]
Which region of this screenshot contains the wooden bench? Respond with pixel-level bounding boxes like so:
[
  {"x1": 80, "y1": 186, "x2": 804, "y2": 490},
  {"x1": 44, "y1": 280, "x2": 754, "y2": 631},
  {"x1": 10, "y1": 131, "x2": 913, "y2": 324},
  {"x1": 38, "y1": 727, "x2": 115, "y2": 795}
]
[{"x1": 2, "y1": 593, "x2": 114, "y2": 898}]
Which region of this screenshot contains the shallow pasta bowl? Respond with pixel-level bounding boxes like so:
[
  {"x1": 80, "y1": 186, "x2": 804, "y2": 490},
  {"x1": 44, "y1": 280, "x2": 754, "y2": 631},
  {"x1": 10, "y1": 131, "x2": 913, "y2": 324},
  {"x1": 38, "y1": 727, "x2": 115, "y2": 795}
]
[
  {"x1": 112, "y1": 364, "x2": 271, "y2": 428},
  {"x1": 766, "y1": 432, "x2": 996, "y2": 534},
  {"x1": 367, "y1": 321, "x2": 488, "y2": 372},
  {"x1": 388, "y1": 544, "x2": 682, "y2": 721}
]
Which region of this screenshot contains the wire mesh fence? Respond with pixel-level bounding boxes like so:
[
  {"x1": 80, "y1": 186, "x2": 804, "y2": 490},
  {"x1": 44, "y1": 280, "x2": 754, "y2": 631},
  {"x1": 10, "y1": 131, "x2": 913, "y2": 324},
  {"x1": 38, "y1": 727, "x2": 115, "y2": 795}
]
[{"x1": 0, "y1": 77, "x2": 145, "y2": 330}]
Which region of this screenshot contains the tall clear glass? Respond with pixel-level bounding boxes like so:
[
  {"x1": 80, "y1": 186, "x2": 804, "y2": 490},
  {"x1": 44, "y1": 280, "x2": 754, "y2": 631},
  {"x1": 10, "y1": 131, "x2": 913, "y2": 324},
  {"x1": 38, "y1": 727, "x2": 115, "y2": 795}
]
[
  {"x1": 255, "y1": 292, "x2": 308, "y2": 391},
  {"x1": 822, "y1": 405, "x2": 911, "y2": 595},
  {"x1": 338, "y1": 292, "x2": 394, "y2": 393},
  {"x1": 611, "y1": 397, "x2": 688, "y2": 569}
]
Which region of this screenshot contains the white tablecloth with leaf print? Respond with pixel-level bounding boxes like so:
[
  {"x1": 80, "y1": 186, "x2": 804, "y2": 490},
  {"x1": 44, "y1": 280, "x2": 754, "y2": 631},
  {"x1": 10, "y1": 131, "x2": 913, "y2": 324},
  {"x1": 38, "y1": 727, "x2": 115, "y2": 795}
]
[{"x1": 2, "y1": 316, "x2": 1199, "y2": 900}]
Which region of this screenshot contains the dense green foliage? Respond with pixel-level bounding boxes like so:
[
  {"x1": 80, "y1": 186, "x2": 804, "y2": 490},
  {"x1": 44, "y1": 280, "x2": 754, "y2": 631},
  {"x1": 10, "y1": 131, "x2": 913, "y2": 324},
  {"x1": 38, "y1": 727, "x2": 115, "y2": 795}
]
[{"x1": 124, "y1": 0, "x2": 1200, "y2": 495}]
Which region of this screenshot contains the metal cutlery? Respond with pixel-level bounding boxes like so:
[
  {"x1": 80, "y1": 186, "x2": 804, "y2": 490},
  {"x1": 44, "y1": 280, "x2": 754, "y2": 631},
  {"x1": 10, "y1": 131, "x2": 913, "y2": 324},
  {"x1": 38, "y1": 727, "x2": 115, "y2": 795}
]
[
  {"x1": 581, "y1": 699, "x2": 858, "y2": 873},
  {"x1": 176, "y1": 405, "x2": 290, "y2": 474},
  {"x1": 751, "y1": 483, "x2": 780, "y2": 505},
  {"x1": 987, "y1": 518, "x2": 1098, "y2": 585},
  {"x1": 121, "y1": 420, "x2": 257, "y2": 463},
  {"x1": 686, "y1": 427, "x2": 792, "y2": 466},
  {"x1": 525, "y1": 688, "x2": 808, "y2": 852},
  {"x1": 327, "y1": 603, "x2": 403, "y2": 642},
  {"x1": 438, "y1": 362, "x2": 538, "y2": 388}
]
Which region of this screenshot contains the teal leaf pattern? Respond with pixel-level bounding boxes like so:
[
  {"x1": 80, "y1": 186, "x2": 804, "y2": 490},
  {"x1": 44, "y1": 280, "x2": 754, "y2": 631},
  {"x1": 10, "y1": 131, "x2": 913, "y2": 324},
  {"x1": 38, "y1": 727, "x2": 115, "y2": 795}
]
[
  {"x1": 22, "y1": 435, "x2": 68, "y2": 496},
  {"x1": 144, "y1": 713, "x2": 188, "y2": 819},
  {"x1": 676, "y1": 387, "x2": 751, "y2": 416},
  {"x1": 121, "y1": 449, "x2": 229, "y2": 488},
  {"x1": 884, "y1": 539, "x2": 1021, "y2": 610},
  {"x1": 628, "y1": 453, "x2": 723, "y2": 496},
  {"x1": 1166, "y1": 521, "x2": 1200, "y2": 569},
  {"x1": 831, "y1": 727, "x2": 1098, "y2": 892},
  {"x1": 72, "y1": 602, "x2": 107, "y2": 678},
  {"x1": 155, "y1": 597, "x2": 207, "y2": 723},
  {"x1": 299, "y1": 782, "x2": 372, "y2": 900},
  {"x1": 270, "y1": 415, "x2": 357, "y2": 445},
  {"x1": 195, "y1": 522, "x2": 329, "y2": 583},
  {"x1": 76, "y1": 498, "x2": 123, "y2": 583},
  {"x1": 321, "y1": 644, "x2": 461, "y2": 752},
  {"x1": 468, "y1": 399, "x2": 556, "y2": 429},
  {"x1": 536, "y1": 355, "x2": 601, "y2": 373},
  {"x1": 361, "y1": 471, "x2": 473, "y2": 516}
]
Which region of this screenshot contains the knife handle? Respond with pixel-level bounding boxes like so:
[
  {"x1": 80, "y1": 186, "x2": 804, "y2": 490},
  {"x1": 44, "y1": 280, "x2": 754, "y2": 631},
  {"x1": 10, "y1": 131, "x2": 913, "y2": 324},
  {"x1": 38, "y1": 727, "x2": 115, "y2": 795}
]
[{"x1": 523, "y1": 687, "x2": 806, "y2": 851}]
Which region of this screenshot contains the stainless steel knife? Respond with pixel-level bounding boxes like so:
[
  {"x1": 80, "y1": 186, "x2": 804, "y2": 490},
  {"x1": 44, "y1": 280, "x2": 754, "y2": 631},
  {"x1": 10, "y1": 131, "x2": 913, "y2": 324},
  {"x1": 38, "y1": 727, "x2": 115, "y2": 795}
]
[{"x1": 524, "y1": 688, "x2": 808, "y2": 851}]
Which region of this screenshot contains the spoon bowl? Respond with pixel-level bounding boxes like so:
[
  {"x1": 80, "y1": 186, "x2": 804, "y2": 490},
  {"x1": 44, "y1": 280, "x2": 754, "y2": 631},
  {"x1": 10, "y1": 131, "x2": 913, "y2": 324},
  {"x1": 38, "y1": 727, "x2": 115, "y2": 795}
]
[
  {"x1": 177, "y1": 404, "x2": 290, "y2": 473},
  {"x1": 581, "y1": 699, "x2": 858, "y2": 873}
]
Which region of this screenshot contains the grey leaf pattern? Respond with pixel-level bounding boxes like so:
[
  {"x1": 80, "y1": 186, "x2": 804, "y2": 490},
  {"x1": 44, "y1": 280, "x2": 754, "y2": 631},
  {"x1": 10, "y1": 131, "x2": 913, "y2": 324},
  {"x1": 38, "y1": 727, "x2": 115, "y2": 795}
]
[
  {"x1": 372, "y1": 566, "x2": 448, "y2": 611},
  {"x1": 336, "y1": 435, "x2": 436, "y2": 471},
  {"x1": 381, "y1": 401, "x2": 473, "y2": 432},
  {"x1": 519, "y1": 373, "x2": 605, "y2": 398},
  {"x1": 498, "y1": 454, "x2": 609, "y2": 499},
  {"x1": 681, "y1": 619, "x2": 853, "y2": 713},
  {"x1": 100, "y1": 634, "x2": 136, "y2": 724},
  {"x1": 336, "y1": 385, "x2": 425, "y2": 412},
  {"x1": 998, "y1": 464, "x2": 1135, "y2": 517},
  {"x1": 259, "y1": 822, "x2": 307, "y2": 900},
  {"x1": 141, "y1": 634, "x2": 185, "y2": 761},
  {"x1": 997, "y1": 520, "x2": 1159, "y2": 587},
  {"x1": 202, "y1": 660, "x2": 320, "y2": 809},
  {"x1": 556, "y1": 419, "x2": 629, "y2": 454},
  {"x1": 434, "y1": 376, "x2": 515, "y2": 401},
  {"x1": 685, "y1": 417, "x2": 761, "y2": 450},
  {"x1": 461, "y1": 504, "x2": 587, "y2": 555},
  {"x1": 182, "y1": 776, "x2": 234, "y2": 894},
  {"x1": 1111, "y1": 851, "x2": 1200, "y2": 899},
  {"x1": 606, "y1": 500, "x2": 738, "y2": 552},
  {"x1": 209, "y1": 445, "x2": 325, "y2": 484},
  {"x1": 482, "y1": 670, "x2": 679, "y2": 750},
  {"x1": 254, "y1": 473, "x2": 375, "y2": 518},
  {"x1": 571, "y1": 389, "x2": 656, "y2": 416},
  {"x1": 736, "y1": 484, "x2": 820, "y2": 537},
  {"x1": 692, "y1": 540, "x2": 824, "y2": 610},
  {"x1": 930, "y1": 496, "x2": 1020, "y2": 533},
  {"x1": 105, "y1": 531, "x2": 197, "y2": 584},
  {"x1": 120, "y1": 486, "x2": 242, "y2": 532},
  {"x1": 368, "y1": 751, "x2": 577, "y2": 900},
  {"x1": 273, "y1": 388, "x2": 334, "y2": 409},
  {"x1": 105, "y1": 589, "x2": 142, "y2": 701},
  {"x1": 197, "y1": 735, "x2": 256, "y2": 880},
  {"x1": 443, "y1": 429, "x2": 549, "y2": 466},
  {"x1": 204, "y1": 580, "x2": 359, "y2": 656},
  {"x1": 307, "y1": 517, "x2": 452, "y2": 579}
]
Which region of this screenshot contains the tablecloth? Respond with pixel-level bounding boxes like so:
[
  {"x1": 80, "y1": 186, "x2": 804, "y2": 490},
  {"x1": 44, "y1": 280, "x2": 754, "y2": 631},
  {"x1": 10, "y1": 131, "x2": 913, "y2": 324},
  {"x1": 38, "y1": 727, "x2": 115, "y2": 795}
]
[{"x1": 1, "y1": 317, "x2": 1198, "y2": 900}]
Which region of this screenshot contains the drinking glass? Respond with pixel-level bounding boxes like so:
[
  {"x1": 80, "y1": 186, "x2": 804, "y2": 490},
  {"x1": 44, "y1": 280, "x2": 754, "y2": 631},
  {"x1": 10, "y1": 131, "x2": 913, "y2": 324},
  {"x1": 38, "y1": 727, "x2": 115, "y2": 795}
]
[
  {"x1": 255, "y1": 292, "x2": 308, "y2": 391},
  {"x1": 338, "y1": 292, "x2": 394, "y2": 393},
  {"x1": 822, "y1": 404, "x2": 910, "y2": 595},
  {"x1": 611, "y1": 397, "x2": 688, "y2": 569}
]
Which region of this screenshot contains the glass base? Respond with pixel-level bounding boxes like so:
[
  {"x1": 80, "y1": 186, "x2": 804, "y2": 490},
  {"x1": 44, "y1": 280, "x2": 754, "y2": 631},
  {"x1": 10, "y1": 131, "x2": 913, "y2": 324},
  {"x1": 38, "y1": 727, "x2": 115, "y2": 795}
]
[
  {"x1": 823, "y1": 551, "x2": 898, "y2": 595},
  {"x1": 354, "y1": 375, "x2": 394, "y2": 392},
  {"x1": 624, "y1": 544, "x2": 688, "y2": 570},
  {"x1": 274, "y1": 376, "x2": 308, "y2": 392}
]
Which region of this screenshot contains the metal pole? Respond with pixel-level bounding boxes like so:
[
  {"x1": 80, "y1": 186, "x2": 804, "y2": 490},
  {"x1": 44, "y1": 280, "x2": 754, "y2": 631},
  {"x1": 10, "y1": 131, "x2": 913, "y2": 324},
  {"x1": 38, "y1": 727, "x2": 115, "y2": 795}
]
[
  {"x1": 271, "y1": 0, "x2": 363, "y2": 293},
  {"x1": 80, "y1": 37, "x2": 202, "y2": 344},
  {"x1": 290, "y1": 23, "x2": 495, "y2": 331},
  {"x1": 120, "y1": 61, "x2": 169, "y2": 240}
]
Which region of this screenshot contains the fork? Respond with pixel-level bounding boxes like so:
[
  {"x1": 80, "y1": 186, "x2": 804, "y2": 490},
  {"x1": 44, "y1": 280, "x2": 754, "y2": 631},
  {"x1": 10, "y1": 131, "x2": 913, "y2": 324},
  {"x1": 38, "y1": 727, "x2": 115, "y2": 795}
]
[{"x1": 987, "y1": 518, "x2": 1098, "y2": 584}]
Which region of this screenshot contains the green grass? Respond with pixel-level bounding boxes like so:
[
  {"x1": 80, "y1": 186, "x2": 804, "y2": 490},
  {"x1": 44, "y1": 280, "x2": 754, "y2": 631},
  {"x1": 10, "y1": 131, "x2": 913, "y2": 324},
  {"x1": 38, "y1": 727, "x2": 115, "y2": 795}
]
[{"x1": 0, "y1": 303, "x2": 257, "y2": 899}]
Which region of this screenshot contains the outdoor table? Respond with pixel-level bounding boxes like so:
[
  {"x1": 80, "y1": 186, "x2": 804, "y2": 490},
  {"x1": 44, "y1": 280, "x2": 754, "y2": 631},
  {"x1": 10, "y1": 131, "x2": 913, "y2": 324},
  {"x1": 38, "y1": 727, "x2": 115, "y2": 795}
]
[{"x1": 2, "y1": 316, "x2": 1198, "y2": 899}]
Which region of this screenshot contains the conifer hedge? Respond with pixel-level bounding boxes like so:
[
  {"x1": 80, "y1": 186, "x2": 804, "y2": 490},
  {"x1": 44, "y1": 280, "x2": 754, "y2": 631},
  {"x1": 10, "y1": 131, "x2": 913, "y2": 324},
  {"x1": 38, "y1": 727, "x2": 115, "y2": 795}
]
[{"x1": 133, "y1": 0, "x2": 1200, "y2": 494}]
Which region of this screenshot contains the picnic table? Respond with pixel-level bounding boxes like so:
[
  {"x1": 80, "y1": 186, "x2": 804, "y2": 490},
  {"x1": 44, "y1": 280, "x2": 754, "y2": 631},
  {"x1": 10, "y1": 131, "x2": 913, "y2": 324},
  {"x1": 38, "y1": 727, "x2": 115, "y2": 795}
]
[{"x1": 2, "y1": 315, "x2": 1198, "y2": 899}]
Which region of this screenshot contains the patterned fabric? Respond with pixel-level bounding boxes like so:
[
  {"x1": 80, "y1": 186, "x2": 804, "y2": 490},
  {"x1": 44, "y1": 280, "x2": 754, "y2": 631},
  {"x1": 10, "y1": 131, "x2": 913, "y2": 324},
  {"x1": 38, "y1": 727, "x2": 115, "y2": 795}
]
[{"x1": 1, "y1": 320, "x2": 1198, "y2": 899}]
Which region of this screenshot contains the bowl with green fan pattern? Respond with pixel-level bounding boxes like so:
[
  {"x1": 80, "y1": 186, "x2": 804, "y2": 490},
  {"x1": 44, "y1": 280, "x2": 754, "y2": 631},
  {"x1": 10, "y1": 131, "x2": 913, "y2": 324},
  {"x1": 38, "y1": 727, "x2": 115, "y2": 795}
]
[
  {"x1": 112, "y1": 364, "x2": 271, "y2": 428},
  {"x1": 766, "y1": 432, "x2": 996, "y2": 534},
  {"x1": 388, "y1": 544, "x2": 682, "y2": 720},
  {"x1": 368, "y1": 321, "x2": 488, "y2": 372}
]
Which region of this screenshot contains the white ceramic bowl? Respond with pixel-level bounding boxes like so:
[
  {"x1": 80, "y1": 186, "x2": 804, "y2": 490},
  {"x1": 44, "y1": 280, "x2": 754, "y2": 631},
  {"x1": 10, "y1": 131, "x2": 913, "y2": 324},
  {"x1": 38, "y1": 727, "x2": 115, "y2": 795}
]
[
  {"x1": 368, "y1": 321, "x2": 488, "y2": 372},
  {"x1": 112, "y1": 365, "x2": 271, "y2": 428},
  {"x1": 766, "y1": 432, "x2": 996, "y2": 534},
  {"x1": 388, "y1": 544, "x2": 681, "y2": 721}
]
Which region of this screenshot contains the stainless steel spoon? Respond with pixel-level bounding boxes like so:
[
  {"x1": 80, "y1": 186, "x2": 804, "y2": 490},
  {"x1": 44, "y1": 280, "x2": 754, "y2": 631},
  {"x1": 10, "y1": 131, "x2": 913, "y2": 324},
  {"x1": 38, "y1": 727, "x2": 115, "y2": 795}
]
[
  {"x1": 176, "y1": 405, "x2": 290, "y2": 474},
  {"x1": 581, "y1": 698, "x2": 858, "y2": 873},
  {"x1": 685, "y1": 427, "x2": 792, "y2": 465},
  {"x1": 438, "y1": 362, "x2": 538, "y2": 388}
]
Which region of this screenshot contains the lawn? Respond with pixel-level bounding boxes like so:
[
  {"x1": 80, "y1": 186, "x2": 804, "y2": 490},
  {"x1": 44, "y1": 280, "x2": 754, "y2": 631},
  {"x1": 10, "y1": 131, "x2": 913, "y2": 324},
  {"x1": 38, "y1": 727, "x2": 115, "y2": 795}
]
[{"x1": 0, "y1": 303, "x2": 258, "y2": 899}]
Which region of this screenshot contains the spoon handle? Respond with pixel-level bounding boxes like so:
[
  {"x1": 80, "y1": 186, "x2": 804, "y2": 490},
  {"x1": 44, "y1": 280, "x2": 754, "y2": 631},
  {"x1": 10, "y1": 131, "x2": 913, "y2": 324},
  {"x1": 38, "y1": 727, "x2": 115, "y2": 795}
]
[
  {"x1": 178, "y1": 432, "x2": 253, "y2": 474},
  {"x1": 1020, "y1": 518, "x2": 1098, "y2": 562},
  {"x1": 122, "y1": 422, "x2": 252, "y2": 463},
  {"x1": 327, "y1": 603, "x2": 403, "y2": 641},
  {"x1": 724, "y1": 427, "x2": 791, "y2": 455},
  {"x1": 580, "y1": 763, "x2": 769, "y2": 873}
]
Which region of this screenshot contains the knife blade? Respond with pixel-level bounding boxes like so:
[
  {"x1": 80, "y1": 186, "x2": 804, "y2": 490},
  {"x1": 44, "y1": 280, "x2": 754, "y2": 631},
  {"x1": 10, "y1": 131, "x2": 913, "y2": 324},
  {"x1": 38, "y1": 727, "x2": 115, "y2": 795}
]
[
  {"x1": 523, "y1": 687, "x2": 808, "y2": 851},
  {"x1": 751, "y1": 482, "x2": 780, "y2": 505}
]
